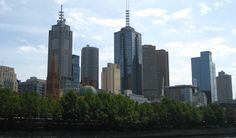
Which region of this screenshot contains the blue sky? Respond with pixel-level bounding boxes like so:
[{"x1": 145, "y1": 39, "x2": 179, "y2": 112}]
[{"x1": 0, "y1": 0, "x2": 235, "y2": 97}]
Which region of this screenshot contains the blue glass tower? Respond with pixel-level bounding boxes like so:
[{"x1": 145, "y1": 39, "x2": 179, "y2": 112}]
[
  {"x1": 191, "y1": 51, "x2": 217, "y2": 103},
  {"x1": 72, "y1": 55, "x2": 80, "y2": 88},
  {"x1": 114, "y1": 3, "x2": 142, "y2": 95}
]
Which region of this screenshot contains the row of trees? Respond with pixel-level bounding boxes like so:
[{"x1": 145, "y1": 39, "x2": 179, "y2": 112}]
[{"x1": 0, "y1": 88, "x2": 230, "y2": 129}]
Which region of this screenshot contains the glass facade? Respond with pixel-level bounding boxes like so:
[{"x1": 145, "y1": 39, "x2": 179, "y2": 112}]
[
  {"x1": 191, "y1": 51, "x2": 217, "y2": 103},
  {"x1": 72, "y1": 55, "x2": 80, "y2": 88},
  {"x1": 114, "y1": 26, "x2": 142, "y2": 95}
]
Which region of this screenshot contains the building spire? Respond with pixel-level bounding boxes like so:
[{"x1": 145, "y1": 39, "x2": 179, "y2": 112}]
[
  {"x1": 126, "y1": 0, "x2": 130, "y2": 26},
  {"x1": 57, "y1": 4, "x2": 66, "y2": 23}
]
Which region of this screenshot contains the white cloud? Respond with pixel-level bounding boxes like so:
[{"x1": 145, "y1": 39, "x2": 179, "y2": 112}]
[
  {"x1": 0, "y1": 23, "x2": 47, "y2": 35},
  {"x1": 170, "y1": 62, "x2": 191, "y2": 85},
  {"x1": 152, "y1": 19, "x2": 168, "y2": 25},
  {"x1": 172, "y1": 25, "x2": 224, "y2": 34},
  {"x1": 17, "y1": 45, "x2": 47, "y2": 54},
  {"x1": 225, "y1": 0, "x2": 232, "y2": 3},
  {"x1": 0, "y1": 0, "x2": 12, "y2": 14},
  {"x1": 213, "y1": 2, "x2": 224, "y2": 9},
  {"x1": 53, "y1": 0, "x2": 67, "y2": 5},
  {"x1": 203, "y1": 26, "x2": 224, "y2": 31},
  {"x1": 232, "y1": 63, "x2": 236, "y2": 67},
  {"x1": 171, "y1": 8, "x2": 192, "y2": 20},
  {"x1": 232, "y1": 29, "x2": 236, "y2": 35},
  {"x1": 88, "y1": 17, "x2": 124, "y2": 28},
  {"x1": 198, "y1": 3, "x2": 211, "y2": 15},
  {"x1": 66, "y1": 8, "x2": 90, "y2": 30},
  {"x1": 133, "y1": 8, "x2": 168, "y2": 18},
  {"x1": 170, "y1": 28, "x2": 178, "y2": 33},
  {"x1": 92, "y1": 35, "x2": 103, "y2": 41},
  {"x1": 132, "y1": 8, "x2": 193, "y2": 27},
  {"x1": 134, "y1": 8, "x2": 191, "y2": 25},
  {"x1": 165, "y1": 37, "x2": 236, "y2": 59}
]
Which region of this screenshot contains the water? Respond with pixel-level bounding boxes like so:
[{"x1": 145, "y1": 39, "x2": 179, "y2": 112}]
[{"x1": 0, "y1": 131, "x2": 236, "y2": 138}]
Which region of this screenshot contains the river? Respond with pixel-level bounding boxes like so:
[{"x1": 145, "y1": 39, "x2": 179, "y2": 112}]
[{"x1": 0, "y1": 130, "x2": 236, "y2": 138}]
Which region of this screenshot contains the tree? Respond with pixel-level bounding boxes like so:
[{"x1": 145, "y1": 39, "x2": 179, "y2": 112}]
[
  {"x1": 19, "y1": 92, "x2": 41, "y2": 119},
  {"x1": 60, "y1": 91, "x2": 79, "y2": 121}
]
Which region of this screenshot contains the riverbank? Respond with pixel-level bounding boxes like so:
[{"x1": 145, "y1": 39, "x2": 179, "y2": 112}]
[{"x1": 0, "y1": 127, "x2": 236, "y2": 138}]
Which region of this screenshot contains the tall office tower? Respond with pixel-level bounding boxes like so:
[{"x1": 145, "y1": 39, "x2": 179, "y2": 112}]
[
  {"x1": 101, "y1": 63, "x2": 120, "y2": 95},
  {"x1": 191, "y1": 51, "x2": 217, "y2": 103},
  {"x1": 19, "y1": 77, "x2": 46, "y2": 96},
  {"x1": 0, "y1": 65, "x2": 18, "y2": 92},
  {"x1": 72, "y1": 55, "x2": 80, "y2": 88},
  {"x1": 81, "y1": 45, "x2": 99, "y2": 89},
  {"x1": 217, "y1": 71, "x2": 233, "y2": 103},
  {"x1": 142, "y1": 45, "x2": 169, "y2": 101},
  {"x1": 46, "y1": 5, "x2": 73, "y2": 97},
  {"x1": 46, "y1": 54, "x2": 60, "y2": 99},
  {"x1": 114, "y1": 1, "x2": 142, "y2": 95}
]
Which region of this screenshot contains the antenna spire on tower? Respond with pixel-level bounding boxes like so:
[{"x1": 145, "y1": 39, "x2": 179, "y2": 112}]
[
  {"x1": 126, "y1": 0, "x2": 130, "y2": 26},
  {"x1": 58, "y1": 4, "x2": 66, "y2": 23}
]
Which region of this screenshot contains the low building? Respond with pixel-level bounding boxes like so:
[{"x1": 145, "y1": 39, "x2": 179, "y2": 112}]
[
  {"x1": 193, "y1": 91, "x2": 207, "y2": 106},
  {"x1": 19, "y1": 77, "x2": 46, "y2": 96},
  {"x1": 165, "y1": 85, "x2": 207, "y2": 106},
  {"x1": 79, "y1": 85, "x2": 97, "y2": 95},
  {"x1": 124, "y1": 90, "x2": 149, "y2": 103},
  {"x1": 0, "y1": 65, "x2": 18, "y2": 92}
]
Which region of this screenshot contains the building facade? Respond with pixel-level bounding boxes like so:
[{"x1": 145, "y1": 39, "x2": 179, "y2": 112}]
[
  {"x1": 114, "y1": 8, "x2": 142, "y2": 95},
  {"x1": 81, "y1": 45, "x2": 99, "y2": 89},
  {"x1": 217, "y1": 71, "x2": 233, "y2": 103},
  {"x1": 191, "y1": 51, "x2": 217, "y2": 103},
  {"x1": 46, "y1": 5, "x2": 73, "y2": 98},
  {"x1": 166, "y1": 85, "x2": 207, "y2": 106},
  {"x1": 0, "y1": 65, "x2": 18, "y2": 92},
  {"x1": 72, "y1": 55, "x2": 80, "y2": 88},
  {"x1": 142, "y1": 45, "x2": 169, "y2": 101},
  {"x1": 101, "y1": 63, "x2": 120, "y2": 95},
  {"x1": 19, "y1": 77, "x2": 46, "y2": 96}
]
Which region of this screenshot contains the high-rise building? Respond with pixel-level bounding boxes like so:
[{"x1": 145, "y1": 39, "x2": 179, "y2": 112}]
[
  {"x1": 191, "y1": 51, "x2": 217, "y2": 103},
  {"x1": 0, "y1": 65, "x2": 18, "y2": 92},
  {"x1": 142, "y1": 45, "x2": 169, "y2": 101},
  {"x1": 217, "y1": 71, "x2": 233, "y2": 103},
  {"x1": 46, "y1": 5, "x2": 73, "y2": 98},
  {"x1": 72, "y1": 55, "x2": 80, "y2": 88},
  {"x1": 101, "y1": 63, "x2": 120, "y2": 95},
  {"x1": 114, "y1": 3, "x2": 142, "y2": 95},
  {"x1": 81, "y1": 45, "x2": 99, "y2": 89},
  {"x1": 46, "y1": 54, "x2": 60, "y2": 99},
  {"x1": 19, "y1": 77, "x2": 46, "y2": 96}
]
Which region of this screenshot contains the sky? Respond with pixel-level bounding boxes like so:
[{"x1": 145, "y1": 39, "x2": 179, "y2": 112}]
[{"x1": 0, "y1": 0, "x2": 235, "y2": 98}]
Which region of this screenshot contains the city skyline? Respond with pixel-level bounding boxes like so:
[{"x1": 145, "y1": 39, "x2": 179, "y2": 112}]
[{"x1": 0, "y1": 0, "x2": 235, "y2": 97}]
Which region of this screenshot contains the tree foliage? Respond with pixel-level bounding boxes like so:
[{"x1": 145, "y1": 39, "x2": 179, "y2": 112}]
[{"x1": 0, "y1": 88, "x2": 229, "y2": 129}]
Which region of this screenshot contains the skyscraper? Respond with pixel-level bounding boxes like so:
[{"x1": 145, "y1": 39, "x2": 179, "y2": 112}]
[
  {"x1": 217, "y1": 71, "x2": 233, "y2": 103},
  {"x1": 114, "y1": 2, "x2": 142, "y2": 95},
  {"x1": 101, "y1": 63, "x2": 120, "y2": 95},
  {"x1": 0, "y1": 65, "x2": 18, "y2": 92},
  {"x1": 46, "y1": 54, "x2": 60, "y2": 99},
  {"x1": 81, "y1": 45, "x2": 99, "y2": 89},
  {"x1": 72, "y1": 55, "x2": 80, "y2": 88},
  {"x1": 142, "y1": 45, "x2": 169, "y2": 101},
  {"x1": 191, "y1": 51, "x2": 217, "y2": 103},
  {"x1": 46, "y1": 5, "x2": 73, "y2": 97}
]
